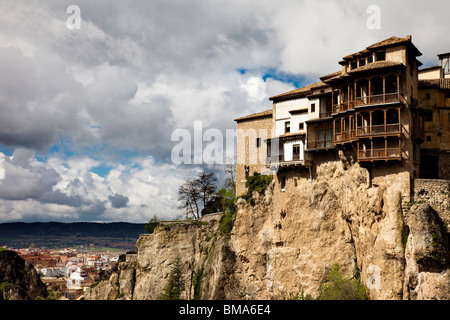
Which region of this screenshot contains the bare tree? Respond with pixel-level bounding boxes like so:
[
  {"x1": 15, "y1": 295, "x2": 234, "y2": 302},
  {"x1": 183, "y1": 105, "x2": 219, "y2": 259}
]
[
  {"x1": 177, "y1": 178, "x2": 201, "y2": 219},
  {"x1": 224, "y1": 163, "x2": 236, "y2": 192},
  {"x1": 177, "y1": 170, "x2": 218, "y2": 219},
  {"x1": 195, "y1": 170, "x2": 217, "y2": 212}
]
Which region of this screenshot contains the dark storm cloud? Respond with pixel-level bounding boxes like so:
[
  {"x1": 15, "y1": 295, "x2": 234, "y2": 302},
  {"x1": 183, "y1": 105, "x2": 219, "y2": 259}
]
[
  {"x1": 108, "y1": 193, "x2": 129, "y2": 208},
  {"x1": 0, "y1": 47, "x2": 84, "y2": 151},
  {"x1": 0, "y1": 149, "x2": 89, "y2": 208}
]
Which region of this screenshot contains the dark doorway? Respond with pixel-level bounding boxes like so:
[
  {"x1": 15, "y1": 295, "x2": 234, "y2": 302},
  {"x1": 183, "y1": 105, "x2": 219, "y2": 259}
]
[{"x1": 420, "y1": 153, "x2": 438, "y2": 178}]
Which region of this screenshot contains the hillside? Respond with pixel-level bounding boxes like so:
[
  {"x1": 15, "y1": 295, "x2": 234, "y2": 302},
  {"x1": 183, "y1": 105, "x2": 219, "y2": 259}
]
[
  {"x1": 0, "y1": 222, "x2": 146, "y2": 238},
  {"x1": 0, "y1": 222, "x2": 147, "y2": 249}
]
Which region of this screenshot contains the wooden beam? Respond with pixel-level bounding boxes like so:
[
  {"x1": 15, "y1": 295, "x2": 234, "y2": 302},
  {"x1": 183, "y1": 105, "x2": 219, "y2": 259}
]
[
  {"x1": 371, "y1": 139, "x2": 373, "y2": 159},
  {"x1": 397, "y1": 74, "x2": 400, "y2": 101},
  {"x1": 385, "y1": 139, "x2": 387, "y2": 158}
]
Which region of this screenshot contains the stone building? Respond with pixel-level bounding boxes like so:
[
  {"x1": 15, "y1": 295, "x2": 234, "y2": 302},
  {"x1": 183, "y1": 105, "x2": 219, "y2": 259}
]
[
  {"x1": 418, "y1": 53, "x2": 450, "y2": 179},
  {"x1": 234, "y1": 109, "x2": 273, "y2": 196},
  {"x1": 234, "y1": 35, "x2": 450, "y2": 223}
]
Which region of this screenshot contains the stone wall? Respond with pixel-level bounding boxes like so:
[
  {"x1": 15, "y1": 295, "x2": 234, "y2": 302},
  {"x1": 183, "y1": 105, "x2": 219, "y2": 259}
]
[
  {"x1": 413, "y1": 178, "x2": 450, "y2": 230},
  {"x1": 235, "y1": 113, "x2": 273, "y2": 196},
  {"x1": 439, "y1": 152, "x2": 450, "y2": 180}
]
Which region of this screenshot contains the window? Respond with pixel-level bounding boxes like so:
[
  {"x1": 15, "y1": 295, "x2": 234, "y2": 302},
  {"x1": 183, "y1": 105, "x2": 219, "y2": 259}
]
[
  {"x1": 426, "y1": 135, "x2": 431, "y2": 142},
  {"x1": 293, "y1": 144, "x2": 300, "y2": 160},
  {"x1": 256, "y1": 137, "x2": 261, "y2": 148},
  {"x1": 299, "y1": 122, "x2": 304, "y2": 130},
  {"x1": 311, "y1": 103, "x2": 316, "y2": 113},
  {"x1": 351, "y1": 61, "x2": 358, "y2": 70},
  {"x1": 376, "y1": 51, "x2": 385, "y2": 61},
  {"x1": 423, "y1": 109, "x2": 433, "y2": 122},
  {"x1": 445, "y1": 92, "x2": 450, "y2": 99},
  {"x1": 426, "y1": 93, "x2": 431, "y2": 100},
  {"x1": 359, "y1": 58, "x2": 366, "y2": 67},
  {"x1": 285, "y1": 121, "x2": 290, "y2": 133},
  {"x1": 368, "y1": 55, "x2": 374, "y2": 63}
]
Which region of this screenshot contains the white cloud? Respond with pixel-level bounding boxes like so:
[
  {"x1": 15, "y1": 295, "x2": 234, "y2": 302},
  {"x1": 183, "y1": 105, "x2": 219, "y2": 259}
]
[{"x1": 0, "y1": 0, "x2": 449, "y2": 222}]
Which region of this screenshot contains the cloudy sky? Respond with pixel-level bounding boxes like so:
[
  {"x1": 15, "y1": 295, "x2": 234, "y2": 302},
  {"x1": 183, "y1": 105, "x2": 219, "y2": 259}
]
[{"x1": 0, "y1": 0, "x2": 448, "y2": 223}]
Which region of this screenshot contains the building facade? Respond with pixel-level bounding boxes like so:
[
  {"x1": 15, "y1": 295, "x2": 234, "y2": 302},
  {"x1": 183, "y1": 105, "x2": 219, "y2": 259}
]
[
  {"x1": 234, "y1": 109, "x2": 273, "y2": 196},
  {"x1": 235, "y1": 36, "x2": 449, "y2": 201},
  {"x1": 418, "y1": 53, "x2": 450, "y2": 179}
]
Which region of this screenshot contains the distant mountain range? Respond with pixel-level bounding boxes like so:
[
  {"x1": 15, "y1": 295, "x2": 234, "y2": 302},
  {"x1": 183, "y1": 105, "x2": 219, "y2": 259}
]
[{"x1": 0, "y1": 222, "x2": 146, "y2": 239}]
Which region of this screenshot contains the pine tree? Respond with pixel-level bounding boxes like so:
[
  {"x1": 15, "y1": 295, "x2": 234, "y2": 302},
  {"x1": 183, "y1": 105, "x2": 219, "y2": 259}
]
[{"x1": 158, "y1": 257, "x2": 185, "y2": 300}]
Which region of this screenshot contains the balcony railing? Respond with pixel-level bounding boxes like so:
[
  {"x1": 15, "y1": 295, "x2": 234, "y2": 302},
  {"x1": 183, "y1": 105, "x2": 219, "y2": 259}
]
[
  {"x1": 319, "y1": 111, "x2": 332, "y2": 119},
  {"x1": 334, "y1": 130, "x2": 356, "y2": 143},
  {"x1": 333, "y1": 92, "x2": 405, "y2": 113},
  {"x1": 356, "y1": 123, "x2": 401, "y2": 136},
  {"x1": 266, "y1": 156, "x2": 307, "y2": 168},
  {"x1": 307, "y1": 139, "x2": 334, "y2": 150},
  {"x1": 358, "y1": 147, "x2": 402, "y2": 161}
]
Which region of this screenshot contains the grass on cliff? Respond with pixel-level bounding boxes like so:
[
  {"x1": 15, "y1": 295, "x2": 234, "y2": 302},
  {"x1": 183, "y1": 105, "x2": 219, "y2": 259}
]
[{"x1": 289, "y1": 264, "x2": 368, "y2": 300}]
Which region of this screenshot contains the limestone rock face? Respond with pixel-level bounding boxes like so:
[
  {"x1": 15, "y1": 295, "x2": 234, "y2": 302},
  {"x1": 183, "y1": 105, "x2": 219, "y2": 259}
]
[
  {"x1": 403, "y1": 203, "x2": 450, "y2": 299},
  {"x1": 84, "y1": 258, "x2": 136, "y2": 300},
  {"x1": 84, "y1": 161, "x2": 450, "y2": 300},
  {"x1": 0, "y1": 250, "x2": 47, "y2": 300}
]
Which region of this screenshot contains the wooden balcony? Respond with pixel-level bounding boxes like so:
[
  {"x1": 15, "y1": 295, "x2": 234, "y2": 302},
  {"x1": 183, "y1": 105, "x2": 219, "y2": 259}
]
[
  {"x1": 319, "y1": 111, "x2": 332, "y2": 119},
  {"x1": 356, "y1": 123, "x2": 402, "y2": 137},
  {"x1": 307, "y1": 139, "x2": 334, "y2": 151},
  {"x1": 358, "y1": 147, "x2": 403, "y2": 161},
  {"x1": 333, "y1": 92, "x2": 405, "y2": 114},
  {"x1": 334, "y1": 130, "x2": 356, "y2": 144}
]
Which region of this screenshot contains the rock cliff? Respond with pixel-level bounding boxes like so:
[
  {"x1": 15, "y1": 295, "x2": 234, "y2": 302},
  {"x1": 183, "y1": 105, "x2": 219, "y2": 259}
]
[
  {"x1": 0, "y1": 249, "x2": 48, "y2": 300},
  {"x1": 85, "y1": 160, "x2": 450, "y2": 300}
]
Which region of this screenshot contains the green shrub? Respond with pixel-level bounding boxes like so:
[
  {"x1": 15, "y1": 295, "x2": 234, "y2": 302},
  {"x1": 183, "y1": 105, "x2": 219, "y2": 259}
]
[
  {"x1": 287, "y1": 289, "x2": 314, "y2": 300},
  {"x1": 317, "y1": 264, "x2": 368, "y2": 300},
  {"x1": 218, "y1": 211, "x2": 235, "y2": 235},
  {"x1": 192, "y1": 268, "x2": 204, "y2": 300},
  {"x1": 144, "y1": 215, "x2": 160, "y2": 234},
  {"x1": 240, "y1": 173, "x2": 273, "y2": 205}
]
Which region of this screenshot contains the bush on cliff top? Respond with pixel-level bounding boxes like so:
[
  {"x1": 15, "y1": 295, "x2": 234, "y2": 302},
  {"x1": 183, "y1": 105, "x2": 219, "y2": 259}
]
[{"x1": 240, "y1": 173, "x2": 273, "y2": 205}]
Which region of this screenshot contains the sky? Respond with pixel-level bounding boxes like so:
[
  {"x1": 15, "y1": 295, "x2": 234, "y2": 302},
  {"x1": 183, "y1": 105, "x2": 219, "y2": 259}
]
[{"x1": 0, "y1": 0, "x2": 449, "y2": 223}]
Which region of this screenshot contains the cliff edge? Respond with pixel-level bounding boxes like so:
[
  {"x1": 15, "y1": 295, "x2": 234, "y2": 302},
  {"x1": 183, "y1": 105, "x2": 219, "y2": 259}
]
[{"x1": 85, "y1": 161, "x2": 450, "y2": 300}]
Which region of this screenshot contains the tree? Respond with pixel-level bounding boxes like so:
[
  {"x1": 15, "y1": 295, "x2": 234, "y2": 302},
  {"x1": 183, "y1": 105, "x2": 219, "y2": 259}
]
[
  {"x1": 224, "y1": 163, "x2": 236, "y2": 192},
  {"x1": 158, "y1": 257, "x2": 185, "y2": 300},
  {"x1": 178, "y1": 178, "x2": 201, "y2": 219},
  {"x1": 195, "y1": 170, "x2": 218, "y2": 212},
  {"x1": 144, "y1": 215, "x2": 160, "y2": 234},
  {"x1": 178, "y1": 170, "x2": 217, "y2": 219}
]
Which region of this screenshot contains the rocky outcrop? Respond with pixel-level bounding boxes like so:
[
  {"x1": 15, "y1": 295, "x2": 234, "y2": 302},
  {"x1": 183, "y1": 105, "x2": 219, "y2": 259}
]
[
  {"x1": 403, "y1": 203, "x2": 450, "y2": 299},
  {"x1": 0, "y1": 249, "x2": 47, "y2": 300},
  {"x1": 84, "y1": 256, "x2": 136, "y2": 300},
  {"x1": 85, "y1": 161, "x2": 450, "y2": 300}
]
